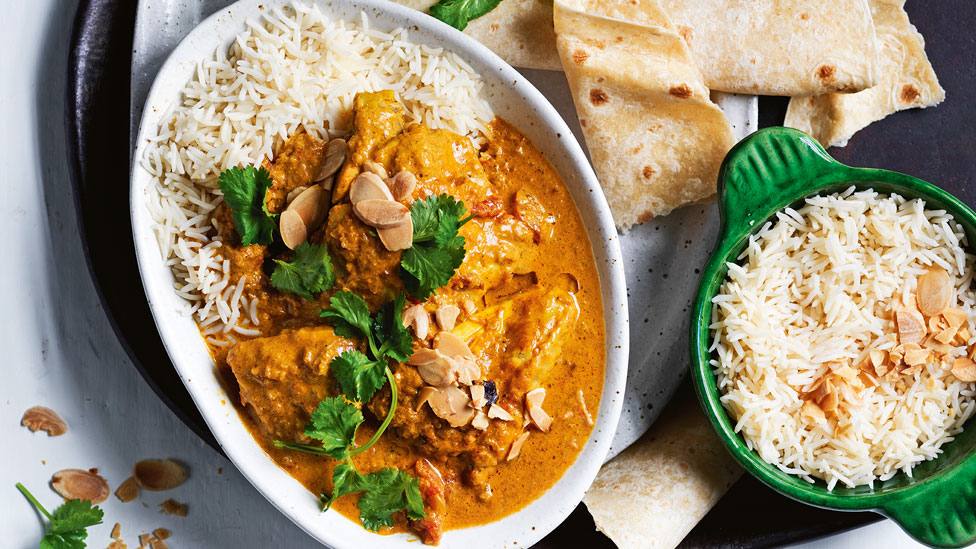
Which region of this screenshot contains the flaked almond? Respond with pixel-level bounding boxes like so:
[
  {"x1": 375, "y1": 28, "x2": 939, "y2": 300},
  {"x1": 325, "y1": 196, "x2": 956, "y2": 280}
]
[
  {"x1": 350, "y1": 172, "x2": 394, "y2": 204},
  {"x1": 820, "y1": 388, "x2": 839, "y2": 412},
  {"x1": 858, "y1": 370, "x2": 879, "y2": 388},
  {"x1": 935, "y1": 326, "x2": 959, "y2": 344},
  {"x1": 316, "y1": 138, "x2": 347, "y2": 182},
  {"x1": 435, "y1": 305, "x2": 460, "y2": 332},
  {"x1": 929, "y1": 315, "x2": 945, "y2": 334},
  {"x1": 472, "y1": 410, "x2": 489, "y2": 431},
  {"x1": 525, "y1": 388, "x2": 546, "y2": 409},
  {"x1": 461, "y1": 298, "x2": 477, "y2": 315},
  {"x1": 577, "y1": 390, "x2": 594, "y2": 426},
  {"x1": 410, "y1": 349, "x2": 454, "y2": 387},
  {"x1": 507, "y1": 431, "x2": 530, "y2": 461},
  {"x1": 801, "y1": 400, "x2": 826, "y2": 422},
  {"x1": 904, "y1": 348, "x2": 931, "y2": 367},
  {"x1": 451, "y1": 356, "x2": 481, "y2": 386},
  {"x1": 434, "y1": 332, "x2": 476, "y2": 361},
  {"x1": 469, "y1": 384, "x2": 486, "y2": 409},
  {"x1": 159, "y1": 499, "x2": 187, "y2": 516},
  {"x1": 363, "y1": 159, "x2": 388, "y2": 179},
  {"x1": 140, "y1": 534, "x2": 152, "y2": 546},
  {"x1": 488, "y1": 404, "x2": 514, "y2": 421},
  {"x1": 402, "y1": 304, "x2": 429, "y2": 340},
  {"x1": 896, "y1": 308, "x2": 926, "y2": 344},
  {"x1": 869, "y1": 350, "x2": 887, "y2": 372},
  {"x1": 286, "y1": 185, "x2": 308, "y2": 205},
  {"x1": 115, "y1": 476, "x2": 139, "y2": 502},
  {"x1": 377, "y1": 216, "x2": 413, "y2": 251},
  {"x1": 527, "y1": 405, "x2": 552, "y2": 432},
  {"x1": 22, "y1": 406, "x2": 67, "y2": 436},
  {"x1": 154, "y1": 528, "x2": 171, "y2": 540},
  {"x1": 833, "y1": 364, "x2": 857, "y2": 383},
  {"x1": 388, "y1": 171, "x2": 417, "y2": 202},
  {"x1": 133, "y1": 459, "x2": 186, "y2": 491},
  {"x1": 353, "y1": 199, "x2": 409, "y2": 229},
  {"x1": 812, "y1": 378, "x2": 833, "y2": 405},
  {"x1": 111, "y1": 523, "x2": 122, "y2": 539},
  {"x1": 943, "y1": 308, "x2": 968, "y2": 330},
  {"x1": 279, "y1": 209, "x2": 307, "y2": 250},
  {"x1": 286, "y1": 184, "x2": 329, "y2": 230},
  {"x1": 917, "y1": 266, "x2": 953, "y2": 317},
  {"x1": 956, "y1": 327, "x2": 972, "y2": 345},
  {"x1": 416, "y1": 386, "x2": 437, "y2": 411},
  {"x1": 952, "y1": 357, "x2": 976, "y2": 382},
  {"x1": 51, "y1": 469, "x2": 110, "y2": 503},
  {"x1": 970, "y1": 345, "x2": 976, "y2": 361},
  {"x1": 427, "y1": 386, "x2": 475, "y2": 427}
]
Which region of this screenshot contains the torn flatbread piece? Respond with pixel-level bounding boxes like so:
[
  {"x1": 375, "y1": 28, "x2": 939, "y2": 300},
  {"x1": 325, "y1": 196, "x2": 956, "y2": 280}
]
[
  {"x1": 554, "y1": 0, "x2": 735, "y2": 230},
  {"x1": 659, "y1": 0, "x2": 880, "y2": 96},
  {"x1": 394, "y1": 0, "x2": 561, "y2": 70},
  {"x1": 785, "y1": 0, "x2": 944, "y2": 147}
]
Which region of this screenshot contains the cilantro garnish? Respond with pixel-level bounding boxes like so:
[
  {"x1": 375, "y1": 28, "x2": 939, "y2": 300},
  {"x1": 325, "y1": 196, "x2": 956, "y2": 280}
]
[
  {"x1": 217, "y1": 165, "x2": 278, "y2": 246},
  {"x1": 429, "y1": 0, "x2": 502, "y2": 31},
  {"x1": 272, "y1": 291, "x2": 423, "y2": 531},
  {"x1": 270, "y1": 242, "x2": 336, "y2": 301},
  {"x1": 17, "y1": 482, "x2": 103, "y2": 549},
  {"x1": 401, "y1": 194, "x2": 473, "y2": 301}
]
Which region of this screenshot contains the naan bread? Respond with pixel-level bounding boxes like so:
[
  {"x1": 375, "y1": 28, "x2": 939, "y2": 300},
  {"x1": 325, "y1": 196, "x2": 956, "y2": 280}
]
[
  {"x1": 785, "y1": 0, "x2": 944, "y2": 147},
  {"x1": 554, "y1": 0, "x2": 735, "y2": 230},
  {"x1": 583, "y1": 390, "x2": 743, "y2": 549},
  {"x1": 393, "y1": 0, "x2": 562, "y2": 70}
]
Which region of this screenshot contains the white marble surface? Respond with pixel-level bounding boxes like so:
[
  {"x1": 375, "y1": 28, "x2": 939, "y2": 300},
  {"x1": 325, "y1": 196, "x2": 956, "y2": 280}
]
[{"x1": 0, "y1": 1, "x2": 927, "y2": 548}]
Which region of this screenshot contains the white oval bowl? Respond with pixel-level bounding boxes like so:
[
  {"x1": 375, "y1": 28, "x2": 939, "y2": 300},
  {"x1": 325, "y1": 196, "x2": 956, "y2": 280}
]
[{"x1": 130, "y1": 1, "x2": 628, "y2": 547}]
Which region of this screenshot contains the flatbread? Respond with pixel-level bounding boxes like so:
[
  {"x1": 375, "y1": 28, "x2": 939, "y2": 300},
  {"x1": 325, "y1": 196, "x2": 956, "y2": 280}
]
[
  {"x1": 659, "y1": 0, "x2": 880, "y2": 96},
  {"x1": 554, "y1": 0, "x2": 735, "y2": 230},
  {"x1": 785, "y1": 0, "x2": 944, "y2": 147},
  {"x1": 583, "y1": 388, "x2": 743, "y2": 549},
  {"x1": 393, "y1": 0, "x2": 562, "y2": 70}
]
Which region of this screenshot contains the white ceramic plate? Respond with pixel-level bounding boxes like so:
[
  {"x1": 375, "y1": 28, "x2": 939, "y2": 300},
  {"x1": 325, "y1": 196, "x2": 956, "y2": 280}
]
[{"x1": 129, "y1": 1, "x2": 628, "y2": 547}]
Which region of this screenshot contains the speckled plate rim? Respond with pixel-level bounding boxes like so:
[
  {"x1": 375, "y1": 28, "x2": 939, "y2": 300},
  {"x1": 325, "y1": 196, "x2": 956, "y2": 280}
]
[{"x1": 129, "y1": 1, "x2": 628, "y2": 548}]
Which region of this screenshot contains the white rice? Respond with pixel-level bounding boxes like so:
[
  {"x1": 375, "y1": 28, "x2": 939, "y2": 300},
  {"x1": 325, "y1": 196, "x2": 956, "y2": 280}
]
[
  {"x1": 710, "y1": 187, "x2": 976, "y2": 489},
  {"x1": 141, "y1": 3, "x2": 494, "y2": 336}
]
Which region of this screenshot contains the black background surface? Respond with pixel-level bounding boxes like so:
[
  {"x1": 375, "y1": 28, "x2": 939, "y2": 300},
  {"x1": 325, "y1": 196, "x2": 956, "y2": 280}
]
[{"x1": 66, "y1": 1, "x2": 975, "y2": 546}]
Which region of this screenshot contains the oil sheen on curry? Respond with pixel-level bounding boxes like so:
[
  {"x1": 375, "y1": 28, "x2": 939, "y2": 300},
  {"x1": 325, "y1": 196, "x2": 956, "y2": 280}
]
[{"x1": 204, "y1": 91, "x2": 605, "y2": 543}]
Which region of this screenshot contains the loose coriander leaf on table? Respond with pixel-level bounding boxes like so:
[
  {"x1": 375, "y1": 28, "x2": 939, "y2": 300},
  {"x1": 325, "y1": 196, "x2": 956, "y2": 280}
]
[
  {"x1": 217, "y1": 165, "x2": 278, "y2": 246},
  {"x1": 304, "y1": 396, "x2": 364, "y2": 460},
  {"x1": 17, "y1": 483, "x2": 102, "y2": 549},
  {"x1": 320, "y1": 291, "x2": 374, "y2": 342},
  {"x1": 429, "y1": 0, "x2": 502, "y2": 31},
  {"x1": 357, "y1": 468, "x2": 426, "y2": 531},
  {"x1": 270, "y1": 242, "x2": 336, "y2": 301},
  {"x1": 331, "y1": 350, "x2": 388, "y2": 403}
]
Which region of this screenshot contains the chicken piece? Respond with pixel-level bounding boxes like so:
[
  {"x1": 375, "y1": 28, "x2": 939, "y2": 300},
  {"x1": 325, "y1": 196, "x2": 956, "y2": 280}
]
[
  {"x1": 262, "y1": 130, "x2": 328, "y2": 214},
  {"x1": 226, "y1": 326, "x2": 354, "y2": 441},
  {"x1": 333, "y1": 91, "x2": 405, "y2": 203},
  {"x1": 410, "y1": 459, "x2": 446, "y2": 546}
]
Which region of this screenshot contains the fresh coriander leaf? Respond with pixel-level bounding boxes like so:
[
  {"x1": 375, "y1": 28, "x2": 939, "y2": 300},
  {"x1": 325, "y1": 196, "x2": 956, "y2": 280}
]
[
  {"x1": 17, "y1": 483, "x2": 103, "y2": 549},
  {"x1": 217, "y1": 165, "x2": 278, "y2": 246},
  {"x1": 357, "y1": 468, "x2": 426, "y2": 531},
  {"x1": 320, "y1": 291, "x2": 374, "y2": 343},
  {"x1": 373, "y1": 293, "x2": 414, "y2": 363},
  {"x1": 322, "y1": 463, "x2": 366, "y2": 511},
  {"x1": 429, "y1": 0, "x2": 502, "y2": 31},
  {"x1": 271, "y1": 242, "x2": 336, "y2": 301},
  {"x1": 401, "y1": 194, "x2": 471, "y2": 300},
  {"x1": 402, "y1": 245, "x2": 460, "y2": 301},
  {"x1": 303, "y1": 397, "x2": 364, "y2": 460},
  {"x1": 331, "y1": 350, "x2": 387, "y2": 403},
  {"x1": 410, "y1": 194, "x2": 467, "y2": 243}
]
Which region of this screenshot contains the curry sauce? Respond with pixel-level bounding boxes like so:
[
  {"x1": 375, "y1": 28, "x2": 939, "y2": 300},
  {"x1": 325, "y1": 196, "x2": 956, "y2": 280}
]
[{"x1": 203, "y1": 92, "x2": 605, "y2": 541}]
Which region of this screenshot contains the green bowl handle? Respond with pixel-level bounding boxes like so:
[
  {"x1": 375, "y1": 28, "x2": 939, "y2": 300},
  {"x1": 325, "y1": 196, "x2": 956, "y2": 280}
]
[
  {"x1": 879, "y1": 459, "x2": 976, "y2": 548},
  {"x1": 716, "y1": 127, "x2": 844, "y2": 243}
]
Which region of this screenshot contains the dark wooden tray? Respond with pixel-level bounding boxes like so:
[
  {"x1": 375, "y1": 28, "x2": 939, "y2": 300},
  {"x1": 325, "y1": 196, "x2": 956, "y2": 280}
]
[{"x1": 66, "y1": 0, "x2": 975, "y2": 546}]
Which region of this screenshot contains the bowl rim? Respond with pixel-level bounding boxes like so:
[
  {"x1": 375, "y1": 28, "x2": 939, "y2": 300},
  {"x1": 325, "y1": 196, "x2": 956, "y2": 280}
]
[
  {"x1": 128, "y1": 1, "x2": 629, "y2": 548},
  {"x1": 688, "y1": 127, "x2": 976, "y2": 546}
]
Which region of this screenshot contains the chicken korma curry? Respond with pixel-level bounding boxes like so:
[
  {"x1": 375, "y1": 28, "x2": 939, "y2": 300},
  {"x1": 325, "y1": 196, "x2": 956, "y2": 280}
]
[{"x1": 204, "y1": 91, "x2": 605, "y2": 543}]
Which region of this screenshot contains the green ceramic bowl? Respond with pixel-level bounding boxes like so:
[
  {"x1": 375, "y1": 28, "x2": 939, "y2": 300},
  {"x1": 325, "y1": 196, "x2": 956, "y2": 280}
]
[{"x1": 690, "y1": 127, "x2": 976, "y2": 548}]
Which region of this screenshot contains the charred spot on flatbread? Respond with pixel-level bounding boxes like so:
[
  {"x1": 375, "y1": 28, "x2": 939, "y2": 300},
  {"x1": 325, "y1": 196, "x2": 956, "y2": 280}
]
[
  {"x1": 900, "y1": 84, "x2": 921, "y2": 104},
  {"x1": 677, "y1": 25, "x2": 693, "y2": 44},
  {"x1": 669, "y1": 84, "x2": 693, "y2": 98},
  {"x1": 642, "y1": 166, "x2": 656, "y2": 179},
  {"x1": 589, "y1": 89, "x2": 610, "y2": 106},
  {"x1": 817, "y1": 64, "x2": 837, "y2": 83},
  {"x1": 572, "y1": 49, "x2": 589, "y2": 65}
]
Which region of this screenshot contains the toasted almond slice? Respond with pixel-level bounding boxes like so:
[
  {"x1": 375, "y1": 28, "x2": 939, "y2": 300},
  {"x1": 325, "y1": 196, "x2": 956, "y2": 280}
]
[
  {"x1": 905, "y1": 348, "x2": 931, "y2": 367},
  {"x1": 414, "y1": 352, "x2": 455, "y2": 387},
  {"x1": 388, "y1": 171, "x2": 417, "y2": 202},
  {"x1": 279, "y1": 209, "x2": 307, "y2": 250},
  {"x1": 316, "y1": 138, "x2": 347, "y2": 182},
  {"x1": 918, "y1": 266, "x2": 953, "y2": 317},
  {"x1": 970, "y1": 345, "x2": 976, "y2": 361},
  {"x1": 435, "y1": 305, "x2": 461, "y2": 332},
  {"x1": 427, "y1": 386, "x2": 475, "y2": 427},
  {"x1": 363, "y1": 159, "x2": 388, "y2": 179},
  {"x1": 869, "y1": 350, "x2": 886, "y2": 371},
  {"x1": 858, "y1": 370, "x2": 878, "y2": 388},
  {"x1": 21, "y1": 406, "x2": 67, "y2": 436},
  {"x1": 956, "y1": 327, "x2": 972, "y2": 345},
  {"x1": 507, "y1": 432, "x2": 530, "y2": 461},
  {"x1": 111, "y1": 523, "x2": 122, "y2": 539},
  {"x1": 350, "y1": 172, "x2": 394, "y2": 204},
  {"x1": 833, "y1": 365, "x2": 857, "y2": 383},
  {"x1": 451, "y1": 356, "x2": 481, "y2": 386},
  {"x1": 51, "y1": 469, "x2": 110, "y2": 503},
  {"x1": 377, "y1": 216, "x2": 413, "y2": 251},
  {"x1": 286, "y1": 185, "x2": 308, "y2": 205},
  {"x1": 943, "y1": 308, "x2": 968, "y2": 329},
  {"x1": 488, "y1": 404, "x2": 514, "y2": 421},
  {"x1": 353, "y1": 199, "x2": 410, "y2": 228},
  {"x1": 527, "y1": 405, "x2": 552, "y2": 432},
  {"x1": 159, "y1": 498, "x2": 187, "y2": 516},
  {"x1": 434, "y1": 332, "x2": 477, "y2": 360},
  {"x1": 801, "y1": 400, "x2": 826, "y2": 422},
  {"x1": 402, "y1": 304, "x2": 429, "y2": 340},
  {"x1": 525, "y1": 388, "x2": 546, "y2": 409},
  {"x1": 472, "y1": 410, "x2": 489, "y2": 431},
  {"x1": 471, "y1": 398, "x2": 488, "y2": 409},
  {"x1": 416, "y1": 386, "x2": 437, "y2": 411},
  {"x1": 461, "y1": 298, "x2": 477, "y2": 315},
  {"x1": 577, "y1": 390, "x2": 595, "y2": 426},
  {"x1": 935, "y1": 326, "x2": 959, "y2": 344},
  {"x1": 133, "y1": 459, "x2": 186, "y2": 491},
  {"x1": 928, "y1": 315, "x2": 944, "y2": 334},
  {"x1": 408, "y1": 347, "x2": 441, "y2": 365},
  {"x1": 154, "y1": 528, "x2": 171, "y2": 541},
  {"x1": 952, "y1": 357, "x2": 976, "y2": 382},
  {"x1": 820, "y1": 388, "x2": 839, "y2": 412},
  {"x1": 286, "y1": 184, "x2": 329, "y2": 230},
  {"x1": 115, "y1": 476, "x2": 139, "y2": 502},
  {"x1": 140, "y1": 534, "x2": 153, "y2": 546},
  {"x1": 470, "y1": 384, "x2": 485, "y2": 404},
  {"x1": 896, "y1": 308, "x2": 926, "y2": 344}
]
